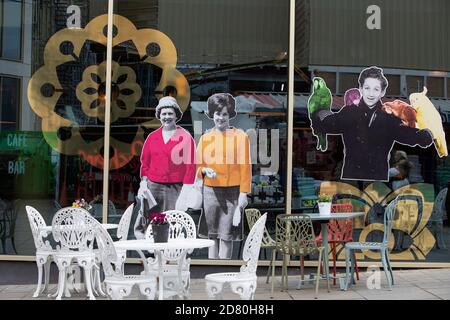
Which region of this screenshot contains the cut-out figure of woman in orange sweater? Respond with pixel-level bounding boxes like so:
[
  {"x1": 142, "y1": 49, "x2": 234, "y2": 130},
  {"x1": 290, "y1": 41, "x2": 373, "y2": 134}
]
[{"x1": 197, "y1": 93, "x2": 251, "y2": 259}]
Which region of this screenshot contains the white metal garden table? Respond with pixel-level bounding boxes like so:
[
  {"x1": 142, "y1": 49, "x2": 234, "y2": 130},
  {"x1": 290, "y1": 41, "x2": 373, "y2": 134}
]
[
  {"x1": 41, "y1": 223, "x2": 119, "y2": 232},
  {"x1": 114, "y1": 238, "x2": 214, "y2": 300}
]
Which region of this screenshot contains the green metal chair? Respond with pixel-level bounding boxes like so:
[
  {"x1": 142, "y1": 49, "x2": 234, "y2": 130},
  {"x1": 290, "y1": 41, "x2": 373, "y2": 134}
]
[
  {"x1": 245, "y1": 208, "x2": 276, "y2": 283},
  {"x1": 271, "y1": 214, "x2": 330, "y2": 299}
]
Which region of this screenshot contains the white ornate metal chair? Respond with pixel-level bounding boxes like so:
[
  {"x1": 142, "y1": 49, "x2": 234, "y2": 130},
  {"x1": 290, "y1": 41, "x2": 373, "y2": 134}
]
[
  {"x1": 344, "y1": 197, "x2": 398, "y2": 291},
  {"x1": 245, "y1": 208, "x2": 275, "y2": 283},
  {"x1": 25, "y1": 206, "x2": 55, "y2": 297},
  {"x1": 95, "y1": 219, "x2": 157, "y2": 300},
  {"x1": 51, "y1": 207, "x2": 98, "y2": 300},
  {"x1": 114, "y1": 203, "x2": 134, "y2": 269},
  {"x1": 142, "y1": 210, "x2": 196, "y2": 299},
  {"x1": 204, "y1": 213, "x2": 267, "y2": 300},
  {"x1": 91, "y1": 203, "x2": 135, "y2": 296}
]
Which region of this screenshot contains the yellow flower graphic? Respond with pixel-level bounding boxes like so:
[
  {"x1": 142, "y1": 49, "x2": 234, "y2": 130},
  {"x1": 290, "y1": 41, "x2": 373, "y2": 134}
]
[
  {"x1": 76, "y1": 61, "x2": 142, "y2": 123},
  {"x1": 319, "y1": 181, "x2": 436, "y2": 261},
  {"x1": 27, "y1": 14, "x2": 190, "y2": 170}
]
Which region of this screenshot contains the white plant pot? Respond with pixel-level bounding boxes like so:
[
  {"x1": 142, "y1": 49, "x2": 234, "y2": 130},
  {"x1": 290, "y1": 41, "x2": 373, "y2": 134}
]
[{"x1": 318, "y1": 202, "x2": 331, "y2": 216}]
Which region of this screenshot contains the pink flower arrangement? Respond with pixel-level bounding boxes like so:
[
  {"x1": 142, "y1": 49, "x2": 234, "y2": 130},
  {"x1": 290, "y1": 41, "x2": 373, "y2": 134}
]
[{"x1": 148, "y1": 212, "x2": 167, "y2": 225}]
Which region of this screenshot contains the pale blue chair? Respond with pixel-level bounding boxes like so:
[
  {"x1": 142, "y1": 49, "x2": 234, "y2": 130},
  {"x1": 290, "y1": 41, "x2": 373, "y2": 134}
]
[{"x1": 343, "y1": 197, "x2": 398, "y2": 291}]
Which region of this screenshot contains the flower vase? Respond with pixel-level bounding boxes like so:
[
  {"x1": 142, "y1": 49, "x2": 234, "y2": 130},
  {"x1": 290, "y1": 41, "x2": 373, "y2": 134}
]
[
  {"x1": 152, "y1": 224, "x2": 169, "y2": 243},
  {"x1": 318, "y1": 202, "x2": 331, "y2": 216}
]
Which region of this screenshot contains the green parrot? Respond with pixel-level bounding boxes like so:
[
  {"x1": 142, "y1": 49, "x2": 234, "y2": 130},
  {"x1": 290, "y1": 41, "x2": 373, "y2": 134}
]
[{"x1": 307, "y1": 77, "x2": 332, "y2": 151}]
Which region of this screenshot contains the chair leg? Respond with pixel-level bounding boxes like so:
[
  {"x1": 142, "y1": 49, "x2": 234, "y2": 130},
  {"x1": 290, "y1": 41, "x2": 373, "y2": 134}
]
[
  {"x1": 138, "y1": 281, "x2": 157, "y2": 300},
  {"x1": 353, "y1": 252, "x2": 360, "y2": 281},
  {"x1": 381, "y1": 249, "x2": 392, "y2": 290},
  {"x1": 33, "y1": 259, "x2": 44, "y2": 298},
  {"x1": 43, "y1": 259, "x2": 51, "y2": 293},
  {"x1": 385, "y1": 252, "x2": 394, "y2": 285},
  {"x1": 283, "y1": 254, "x2": 289, "y2": 290},
  {"x1": 270, "y1": 251, "x2": 277, "y2": 297},
  {"x1": 266, "y1": 250, "x2": 275, "y2": 284},
  {"x1": 231, "y1": 280, "x2": 256, "y2": 300},
  {"x1": 79, "y1": 258, "x2": 96, "y2": 300},
  {"x1": 206, "y1": 281, "x2": 224, "y2": 300},
  {"x1": 94, "y1": 265, "x2": 107, "y2": 297},
  {"x1": 107, "y1": 284, "x2": 133, "y2": 300},
  {"x1": 343, "y1": 247, "x2": 351, "y2": 291},
  {"x1": 56, "y1": 265, "x2": 67, "y2": 300},
  {"x1": 315, "y1": 249, "x2": 323, "y2": 299},
  {"x1": 323, "y1": 249, "x2": 330, "y2": 293},
  {"x1": 350, "y1": 251, "x2": 356, "y2": 285},
  {"x1": 300, "y1": 256, "x2": 305, "y2": 281},
  {"x1": 331, "y1": 243, "x2": 337, "y2": 286}
]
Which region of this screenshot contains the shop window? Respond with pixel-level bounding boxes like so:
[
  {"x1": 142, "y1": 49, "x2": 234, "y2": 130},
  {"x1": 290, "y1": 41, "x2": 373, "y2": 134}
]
[
  {"x1": 447, "y1": 78, "x2": 450, "y2": 98},
  {"x1": 0, "y1": 76, "x2": 20, "y2": 131},
  {"x1": 338, "y1": 73, "x2": 358, "y2": 94},
  {"x1": 314, "y1": 71, "x2": 336, "y2": 94},
  {"x1": 1, "y1": 0, "x2": 23, "y2": 60},
  {"x1": 406, "y1": 75, "x2": 424, "y2": 95},
  {"x1": 386, "y1": 75, "x2": 400, "y2": 97},
  {"x1": 427, "y1": 77, "x2": 445, "y2": 98}
]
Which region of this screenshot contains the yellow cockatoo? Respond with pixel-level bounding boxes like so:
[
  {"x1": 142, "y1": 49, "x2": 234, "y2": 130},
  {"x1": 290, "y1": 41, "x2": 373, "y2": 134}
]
[{"x1": 409, "y1": 87, "x2": 448, "y2": 157}]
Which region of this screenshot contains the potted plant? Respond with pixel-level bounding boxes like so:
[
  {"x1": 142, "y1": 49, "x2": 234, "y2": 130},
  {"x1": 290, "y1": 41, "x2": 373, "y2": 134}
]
[
  {"x1": 149, "y1": 212, "x2": 169, "y2": 243},
  {"x1": 317, "y1": 193, "x2": 332, "y2": 216}
]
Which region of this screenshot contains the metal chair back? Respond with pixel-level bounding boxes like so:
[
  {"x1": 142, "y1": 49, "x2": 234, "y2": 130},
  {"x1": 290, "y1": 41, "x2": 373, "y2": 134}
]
[
  {"x1": 25, "y1": 206, "x2": 53, "y2": 251},
  {"x1": 116, "y1": 203, "x2": 134, "y2": 241},
  {"x1": 383, "y1": 198, "x2": 399, "y2": 245},
  {"x1": 245, "y1": 208, "x2": 275, "y2": 248},
  {"x1": 240, "y1": 213, "x2": 267, "y2": 275},
  {"x1": 276, "y1": 214, "x2": 319, "y2": 256}
]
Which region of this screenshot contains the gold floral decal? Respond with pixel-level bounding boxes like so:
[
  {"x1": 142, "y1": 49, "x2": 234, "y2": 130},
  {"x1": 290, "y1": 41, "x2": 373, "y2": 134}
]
[
  {"x1": 27, "y1": 14, "x2": 190, "y2": 170},
  {"x1": 76, "y1": 61, "x2": 142, "y2": 123},
  {"x1": 319, "y1": 181, "x2": 436, "y2": 261}
]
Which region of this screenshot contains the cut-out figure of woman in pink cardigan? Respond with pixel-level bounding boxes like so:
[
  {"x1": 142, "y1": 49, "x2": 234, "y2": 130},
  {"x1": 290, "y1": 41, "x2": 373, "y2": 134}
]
[{"x1": 138, "y1": 95, "x2": 196, "y2": 213}]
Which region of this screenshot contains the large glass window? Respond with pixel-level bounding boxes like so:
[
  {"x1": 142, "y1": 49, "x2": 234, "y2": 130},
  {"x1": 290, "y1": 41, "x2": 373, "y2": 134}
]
[
  {"x1": 427, "y1": 76, "x2": 445, "y2": 98},
  {"x1": 111, "y1": 0, "x2": 290, "y2": 261},
  {"x1": 1, "y1": 0, "x2": 23, "y2": 60},
  {"x1": 293, "y1": 2, "x2": 450, "y2": 266},
  {"x1": 2, "y1": 0, "x2": 449, "y2": 268},
  {"x1": 0, "y1": 76, "x2": 20, "y2": 131},
  {"x1": 0, "y1": 0, "x2": 108, "y2": 256}
]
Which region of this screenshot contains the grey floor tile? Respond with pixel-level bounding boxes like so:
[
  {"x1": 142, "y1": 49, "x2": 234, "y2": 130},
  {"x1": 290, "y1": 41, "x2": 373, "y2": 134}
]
[
  {"x1": 357, "y1": 287, "x2": 438, "y2": 300},
  {"x1": 422, "y1": 288, "x2": 450, "y2": 299},
  {"x1": 0, "y1": 292, "x2": 29, "y2": 300}
]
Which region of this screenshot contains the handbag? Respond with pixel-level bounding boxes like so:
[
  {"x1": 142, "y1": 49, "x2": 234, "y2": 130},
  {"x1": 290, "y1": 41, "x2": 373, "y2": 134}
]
[{"x1": 176, "y1": 169, "x2": 204, "y2": 211}]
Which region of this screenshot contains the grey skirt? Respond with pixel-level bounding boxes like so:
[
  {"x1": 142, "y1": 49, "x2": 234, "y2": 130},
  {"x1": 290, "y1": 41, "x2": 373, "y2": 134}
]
[
  {"x1": 148, "y1": 180, "x2": 182, "y2": 212},
  {"x1": 198, "y1": 185, "x2": 243, "y2": 241}
]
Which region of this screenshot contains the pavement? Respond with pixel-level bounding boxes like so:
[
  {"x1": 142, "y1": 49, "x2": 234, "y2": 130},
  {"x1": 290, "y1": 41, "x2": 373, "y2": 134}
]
[{"x1": 1, "y1": 265, "x2": 450, "y2": 300}]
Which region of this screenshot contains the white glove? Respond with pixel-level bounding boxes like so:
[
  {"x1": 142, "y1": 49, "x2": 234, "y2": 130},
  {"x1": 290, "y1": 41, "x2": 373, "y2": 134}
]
[
  {"x1": 137, "y1": 176, "x2": 157, "y2": 208},
  {"x1": 201, "y1": 167, "x2": 217, "y2": 179},
  {"x1": 232, "y1": 206, "x2": 241, "y2": 227},
  {"x1": 238, "y1": 192, "x2": 248, "y2": 209}
]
